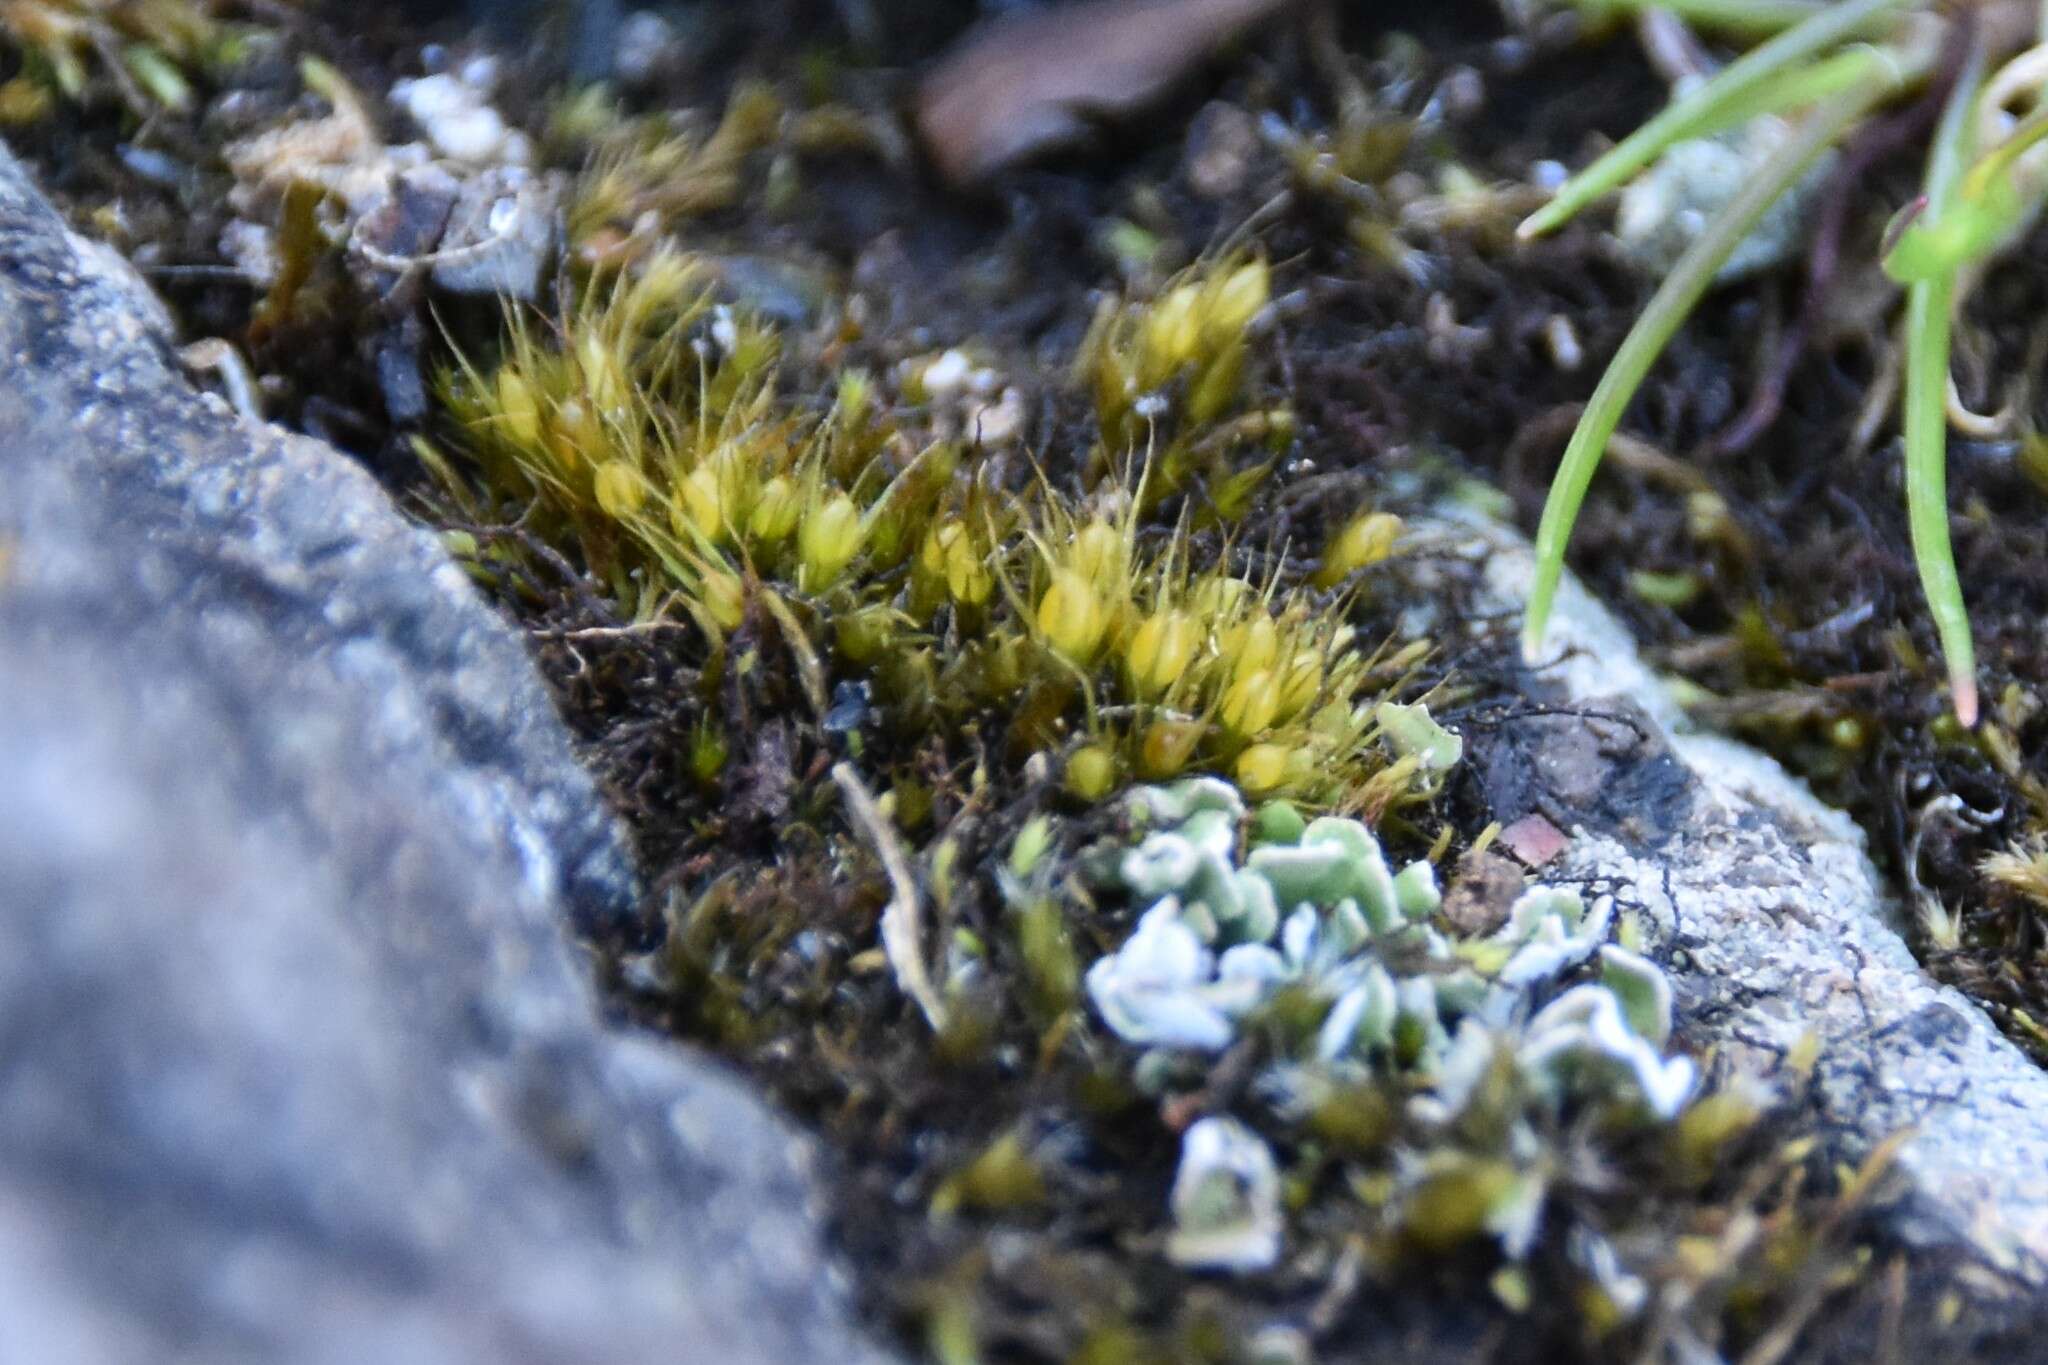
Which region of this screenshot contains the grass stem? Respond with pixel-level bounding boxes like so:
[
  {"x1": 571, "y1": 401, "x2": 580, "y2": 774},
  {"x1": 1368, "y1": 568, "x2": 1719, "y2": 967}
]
[
  {"x1": 1901, "y1": 36, "x2": 1985, "y2": 724},
  {"x1": 1522, "y1": 87, "x2": 1894, "y2": 662}
]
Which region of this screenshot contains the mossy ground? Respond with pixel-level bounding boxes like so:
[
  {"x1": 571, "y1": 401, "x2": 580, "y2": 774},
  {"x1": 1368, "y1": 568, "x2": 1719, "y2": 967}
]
[{"x1": 11, "y1": 0, "x2": 2048, "y2": 1359}]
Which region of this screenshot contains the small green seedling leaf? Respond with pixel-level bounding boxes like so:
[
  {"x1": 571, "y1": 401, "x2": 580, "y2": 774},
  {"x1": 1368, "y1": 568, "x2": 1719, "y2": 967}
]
[{"x1": 1885, "y1": 105, "x2": 2048, "y2": 285}]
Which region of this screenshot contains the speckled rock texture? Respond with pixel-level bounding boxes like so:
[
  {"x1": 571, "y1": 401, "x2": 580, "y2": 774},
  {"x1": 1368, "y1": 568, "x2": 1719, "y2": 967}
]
[
  {"x1": 1421, "y1": 511, "x2": 2048, "y2": 1287},
  {"x1": 0, "y1": 144, "x2": 888, "y2": 1364}
]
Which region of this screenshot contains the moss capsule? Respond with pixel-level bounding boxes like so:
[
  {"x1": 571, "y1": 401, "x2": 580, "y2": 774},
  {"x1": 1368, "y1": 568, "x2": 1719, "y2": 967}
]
[
  {"x1": 747, "y1": 475, "x2": 801, "y2": 544},
  {"x1": 1037, "y1": 569, "x2": 1109, "y2": 665},
  {"x1": 1275, "y1": 651, "x2": 1324, "y2": 720},
  {"x1": 798, "y1": 492, "x2": 863, "y2": 589},
  {"x1": 1223, "y1": 615, "x2": 1280, "y2": 684},
  {"x1": 593, "y1": 460, "x2": 649, "y2": 518},
  {"x1": 677, "y1": 465, "x2": 725, "y2": 540},
  {"x1": 1138, "y1": 717, "x2": 1204, "y2": 778},
  {"x1": 494, "y1": 366, "x2": 542, "y2": 449},
  {"x1": 1234, "y1": 742, "x2": 1294, "y2": 795},
  {"x1": 1065, "y1": 745, "x2": 1118, "y2": 801},
  {"x1": 1138, "y1": 283, "x2": 1202, "y2": 387},
  {"x1": 1315, "y1": 511, "x2": 1401, "y2": 587},
  {"x1": 1070, "y1": 521, "x2": 1126, "y2": 585},
  {"x1": 548, "y1": 399, "x2": 602, "y2": 470},
  {"x1": 1126, "y1": 610, "x2": 1200, "y2": 700},
  {"x1": 835, "y1": 603, "x2": 896, "y2": 664},
  {"x1": 577, "y1": 329, "x2": 628, "y2": 414},
  {"x1": 1219, "y1": 667, "x2": 1280, "y2": 736},
  {"x1": 931, "y1": 522, "x2": 992, "y2": 606},
  {"x1": 1204, "y1": 258, "x2": 1269, "y2": 344},
  {"x1": 699, "y1": 569, "x2": 745, "y2": 631}
]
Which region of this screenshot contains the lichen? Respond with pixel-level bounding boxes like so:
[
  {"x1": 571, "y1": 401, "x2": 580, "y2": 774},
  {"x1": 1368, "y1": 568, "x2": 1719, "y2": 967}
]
[{"x1": 1080, "y1": 774, "x2": 1703, "y2": 1292}]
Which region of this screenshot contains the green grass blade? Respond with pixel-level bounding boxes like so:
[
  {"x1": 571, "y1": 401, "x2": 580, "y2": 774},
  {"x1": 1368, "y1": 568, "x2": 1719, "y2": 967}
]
[
  {"x1": 1519, "y1": 0, "x2": 1916, "y2": 239},
  {"x1": 1901, "y1": 37, "x2": 1985, "y2": 725},
  {"x1": 1521, "y1": 88, "x2": 1890, "y2": 663},
  {"x1": 1902, "y1": 273, "x2": 1976, "y2": 726},
  {"x1": 1698, "y1": 44, "x2": 1894, "y2": 135}
]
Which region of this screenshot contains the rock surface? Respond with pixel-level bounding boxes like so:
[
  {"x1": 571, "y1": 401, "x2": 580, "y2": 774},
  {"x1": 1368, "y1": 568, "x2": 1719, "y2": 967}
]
[
  {"x1": 0, "y1": 144, "x2": 888, "y2": 1364},
  {"x1": 1422, "y1": 512, "x2": 2048, "y2": 1286}
]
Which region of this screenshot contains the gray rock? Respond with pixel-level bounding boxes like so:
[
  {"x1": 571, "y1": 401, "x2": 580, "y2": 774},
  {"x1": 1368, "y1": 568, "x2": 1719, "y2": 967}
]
[
  {"x1": 1418, "y1": 511, "x2": 2048, "y2": 1284},
  {"x1": 0, "y1": 143, "x2": 889, "y2": 1364}
]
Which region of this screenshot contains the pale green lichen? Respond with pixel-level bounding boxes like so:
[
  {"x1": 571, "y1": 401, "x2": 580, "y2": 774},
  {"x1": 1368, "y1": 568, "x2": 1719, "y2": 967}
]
[{"x1": 1080, "y1": 775, "x2": 1698, "y2": 1278}]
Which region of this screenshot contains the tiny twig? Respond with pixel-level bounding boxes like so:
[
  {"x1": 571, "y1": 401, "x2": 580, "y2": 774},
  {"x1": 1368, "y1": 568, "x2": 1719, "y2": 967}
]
[
  {"x1": 529, "y1": 621, "x2": 694, "y2": 642},
  {"x1": 347, "y1": 213, "x2": 520, "y2": 276},
  {"x1": 833, "y1": 763, "x2": 949, "y2": 1032}
]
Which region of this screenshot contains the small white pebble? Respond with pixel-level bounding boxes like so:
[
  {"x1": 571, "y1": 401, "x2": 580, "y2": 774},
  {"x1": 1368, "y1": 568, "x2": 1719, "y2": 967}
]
[
  {"x1": 391, "y1": 74, "x2": 524, "y2": 164},
  {"x1": 921, "y1": 348, "x2": 972, "y2": 396},
  {"x1": 456, "y1": 55, "x2": 500, "y2": 90},
  {"x1": 965, "y1": 387, "x2": 1026, "y2": 446},
  {"x1": 218, "y1": 219, "x2": 278, "y2": 288},
  {"x1": 1543, "y1": 314, "x2": 1582, "y2": 372},
  {"x1": 616, "y1": 11, "x2": 678, "y2": 87},
  {"x1": 709, "y1": 306, "x2": 739, "y2": 354}
]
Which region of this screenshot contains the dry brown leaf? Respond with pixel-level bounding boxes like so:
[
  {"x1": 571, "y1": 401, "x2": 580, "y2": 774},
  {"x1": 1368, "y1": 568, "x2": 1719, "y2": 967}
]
[{"x1": 915, "y1": 0, "x2": 1296, "y2": 186}]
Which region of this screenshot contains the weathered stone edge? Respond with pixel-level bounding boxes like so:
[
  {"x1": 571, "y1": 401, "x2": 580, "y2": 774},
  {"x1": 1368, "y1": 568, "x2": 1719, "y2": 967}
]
[
  {"x1": 1424, "y1": 509, "x2": 2048, "y2": 1284},
  {"x1": 0, "y1": 140, "x2": 643, "y2": 941}
]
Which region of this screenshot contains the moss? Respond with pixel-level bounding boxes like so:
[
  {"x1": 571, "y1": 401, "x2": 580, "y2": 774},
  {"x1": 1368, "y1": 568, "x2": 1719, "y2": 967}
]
[
  {"x1": 0, "y1": 0, "x2": 254, "y2": 119},
  {"x1": 1982, "y1": 835, "x2": 2048, "y2": 916},
  {"x1": 558, "y1": 76, "x2": 909, "y2": 270},
  {"x1": 14, "y1": 0, "x2": 2048, "y2": 1349},
  {"x1": 1077, "y1": 255, "x2": 1282, "y2": 500},
  {"x1": 314, "y1": 10, "x2": 2045, "y2": 1360},
  {"x1": 929, "y1": 1130, "x2": 1048, "y2": 1218},
  {"x1": 429, "y1": 247, "x2": 1422, "y2": 806},
  {"x1": 565, "y1": 80, "x2": 785, "y2": 262}
]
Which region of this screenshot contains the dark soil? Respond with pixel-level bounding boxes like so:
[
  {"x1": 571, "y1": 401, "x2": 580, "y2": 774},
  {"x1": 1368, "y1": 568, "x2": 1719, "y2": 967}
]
[{"x1": 12, "y1": 0, "x2": 2048, "y2": 1360}]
